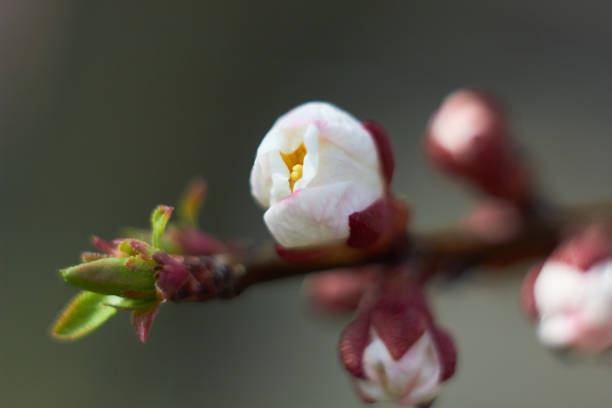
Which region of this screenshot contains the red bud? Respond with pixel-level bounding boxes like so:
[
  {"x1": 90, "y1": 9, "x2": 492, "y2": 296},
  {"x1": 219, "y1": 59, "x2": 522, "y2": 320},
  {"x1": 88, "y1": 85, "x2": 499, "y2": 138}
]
[{"x1": 425, "y1": 89, "x2": 530, "y2": 204}]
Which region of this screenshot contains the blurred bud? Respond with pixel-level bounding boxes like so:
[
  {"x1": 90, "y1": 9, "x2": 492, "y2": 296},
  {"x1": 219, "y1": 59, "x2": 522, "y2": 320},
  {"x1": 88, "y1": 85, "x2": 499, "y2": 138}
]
[
  {"x1": 339, "y1": 282, "x2": 456, "y2": 406},
  {"x1": 522, "y1": 226, "x2": 612, "y2": 351},
  {"x1": 177, "y1": 178, "x2": 207, "y2": 227},
  {"x1": 169, "y1": 226, "x2": 228, "y2": 255},
  {"x1": 303, "y1": 266, "x2": 380, "y2": 314},
  {"x1": 250, "y1": 102, "x2": 394, "y2": 249},
  {"x1": 425, "y1": 89, "x2": 530, "y2": 204},
  {"x1": 462, "y1": 199, "x2": 522, "y2": 243}
]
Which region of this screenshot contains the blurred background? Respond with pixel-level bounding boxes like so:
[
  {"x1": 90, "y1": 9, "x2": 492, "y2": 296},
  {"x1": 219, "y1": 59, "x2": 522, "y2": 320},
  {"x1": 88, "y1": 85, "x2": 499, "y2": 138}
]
[{"x1": 3, "y1": 1, "x2": 612, "y2": 407}]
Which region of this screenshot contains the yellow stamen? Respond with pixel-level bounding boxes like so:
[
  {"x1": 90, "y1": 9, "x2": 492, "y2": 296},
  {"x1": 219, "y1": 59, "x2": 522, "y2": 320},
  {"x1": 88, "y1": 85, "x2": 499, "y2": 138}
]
[
  {"x1": 290, "y1": 164, "x2": 303, "y2": 183},
  {"x1": 280, "y1": 143, "x2": 306, "y2": 191}
]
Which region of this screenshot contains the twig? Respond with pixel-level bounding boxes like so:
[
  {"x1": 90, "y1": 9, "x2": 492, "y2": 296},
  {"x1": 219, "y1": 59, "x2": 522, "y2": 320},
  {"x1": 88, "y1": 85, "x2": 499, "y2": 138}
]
[{"x1": 167, "y1": 199, "x2": 612, "y2": 302}]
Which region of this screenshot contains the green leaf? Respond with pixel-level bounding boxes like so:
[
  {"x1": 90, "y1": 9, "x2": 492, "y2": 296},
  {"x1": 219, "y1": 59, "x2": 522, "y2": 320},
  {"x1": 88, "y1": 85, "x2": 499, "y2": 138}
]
[
  {"x1": 150, "y1": 206, "x2": 174, "y2": 249},
  {"x1": 51, "y1": 291, "x2": 122, "y2": 341},
  {"x1": 60, "y1": 256, "x2": 156, "y2": 298}
]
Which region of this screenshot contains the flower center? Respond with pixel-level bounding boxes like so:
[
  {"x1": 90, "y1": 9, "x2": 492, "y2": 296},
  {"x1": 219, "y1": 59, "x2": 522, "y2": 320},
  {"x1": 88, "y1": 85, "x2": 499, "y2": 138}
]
[{"x1": 280, "y1": 143, "x2": 306, "y2": 192}]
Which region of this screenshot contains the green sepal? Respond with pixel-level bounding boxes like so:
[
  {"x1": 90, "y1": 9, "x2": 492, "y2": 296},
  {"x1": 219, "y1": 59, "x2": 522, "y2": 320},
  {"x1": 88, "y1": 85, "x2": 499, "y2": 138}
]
[
  {"x1": 80, "y1": 252, "x2": 109, "y2": 263},
  {"x1": 116, "y1": 239, "x2": 156, "y2": 258},
  {"x1": 120, "y1": 227, "x2": 182, "y2": 254},
  {"x1": 51, "y1": 291, "x2": 122, "y2": 341},
  {"x1": 103, "y1": 297, "x2": 158, "y2": 310},
  {"x1": 116, "y1": 240, "x2": 140, "y2": 256},
  {"x1": 177, "y1": 178, "x2": 207, "y2": 227},
  {"x1": 151, "y1": 206, "x2": 174, "y2": 249},
  {"x1": 60, "y1": 256, "x2": 156, "y2": 299}
]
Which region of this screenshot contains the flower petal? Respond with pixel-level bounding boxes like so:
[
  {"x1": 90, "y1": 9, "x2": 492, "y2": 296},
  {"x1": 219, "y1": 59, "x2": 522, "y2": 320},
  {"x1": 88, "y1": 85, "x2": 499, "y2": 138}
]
[
  {"x1": 275, "y1": 102, "x2": 379, "y2": 170},
  {"x1": 263, "y1": 181, "x2": 378, "y2": 248},
  {"x1": 538, "y1": 315, "x2": 578, "y2": 347}
]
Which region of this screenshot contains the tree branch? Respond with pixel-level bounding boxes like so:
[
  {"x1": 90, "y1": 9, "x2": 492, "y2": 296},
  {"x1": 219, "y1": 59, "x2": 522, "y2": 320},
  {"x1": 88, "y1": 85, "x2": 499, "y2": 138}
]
[{"x1": 166, "y1": 199, "x2": 612, "y2": 302}]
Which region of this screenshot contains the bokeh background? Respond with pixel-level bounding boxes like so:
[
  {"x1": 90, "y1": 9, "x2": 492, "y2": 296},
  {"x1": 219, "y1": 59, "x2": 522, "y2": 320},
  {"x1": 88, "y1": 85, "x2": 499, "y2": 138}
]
[{"x1": 3, "y1": 1, "x2": 612, "y2": 407}]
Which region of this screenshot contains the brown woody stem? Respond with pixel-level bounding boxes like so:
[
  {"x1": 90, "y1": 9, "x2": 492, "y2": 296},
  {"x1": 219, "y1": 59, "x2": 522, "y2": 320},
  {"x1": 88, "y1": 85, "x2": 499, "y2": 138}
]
[{"x1": 167, "y1": 199, "x2": 612, "y2": 302}]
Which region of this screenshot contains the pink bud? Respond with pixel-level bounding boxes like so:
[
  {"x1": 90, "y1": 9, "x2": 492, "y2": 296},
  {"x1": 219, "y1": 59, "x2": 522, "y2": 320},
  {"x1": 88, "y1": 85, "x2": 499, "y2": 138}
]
[
  {"x1": 303, "y1": 267, "x2": 380, "y2": 314},
  {"x1": 462, "y1": 199, "x2": 522, "y2": 243},
  {"x1": 425, "y1": 89, "x2": 530, "y2": 204},
  {"x1": 170, "y1": 227, "x2": 228, "y2": 256},
  {"x1": 339, "y1": 282, "x2": 456, "y2": 406},
  {"x1": 522, "y1": 226, "x2": 612, "y2": 351}
]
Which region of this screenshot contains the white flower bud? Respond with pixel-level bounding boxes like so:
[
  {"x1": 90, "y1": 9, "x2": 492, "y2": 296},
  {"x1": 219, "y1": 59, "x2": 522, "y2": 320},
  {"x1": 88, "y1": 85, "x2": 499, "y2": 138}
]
[
  {"x1": 357, "y1": 329, "x2": 443, "y2": 406},
  {"x1": 523, "y1": 227, "x2": 612, "y2": 351},
  {"x1": 339, "y1": 283, "x2": 456, "y2": 407},
  {"x1": 534, "y1": 260, "x2": 612, "y2": 350},
  {"x1": 250, "y1": 102, "x2": 386, "y2": 248}
]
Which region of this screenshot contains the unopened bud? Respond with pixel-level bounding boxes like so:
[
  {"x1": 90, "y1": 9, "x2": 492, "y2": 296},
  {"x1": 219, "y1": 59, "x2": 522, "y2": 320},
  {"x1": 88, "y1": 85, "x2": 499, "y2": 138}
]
[
  {"x1": 250, "y1": 102, "x2": 395, "y2": 249},
  {"x1": 60, "y1": 257, "x2": 156, "y2": 299},
  {"x1": 462, "y1": 199, "x2": 522, "y2": 243},
  {"x1": 522, "y1": 226, "x2": 612, "y2": 351},
  {"x1": 339, "y1": 282, "x2": 456, "y2": 406},
  {"x1": 425, "y1": 89, "x2": 530, "y2": 204}
]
